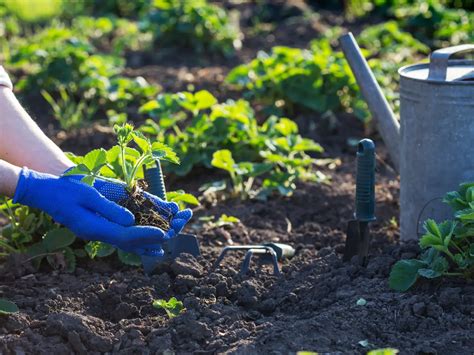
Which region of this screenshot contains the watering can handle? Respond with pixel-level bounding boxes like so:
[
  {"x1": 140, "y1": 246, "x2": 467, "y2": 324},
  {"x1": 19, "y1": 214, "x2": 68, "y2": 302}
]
[{"x1": 428, "y1": 44, "x2": 474, "y2": 81}]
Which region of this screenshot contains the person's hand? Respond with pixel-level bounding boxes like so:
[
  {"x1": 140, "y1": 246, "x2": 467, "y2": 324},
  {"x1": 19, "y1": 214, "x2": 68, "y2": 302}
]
[
  {"x1": 13, "y1": 168, "x2": 169, "y2": 256},
  {"x1": 91, "y1": 179, "x2": 192, "y2": 237}
]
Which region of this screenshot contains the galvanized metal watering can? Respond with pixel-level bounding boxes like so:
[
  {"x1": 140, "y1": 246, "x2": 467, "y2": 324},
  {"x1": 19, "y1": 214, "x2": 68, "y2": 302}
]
[{"x1": 340, "y1": 33, "x2": 474, "y2": 240}]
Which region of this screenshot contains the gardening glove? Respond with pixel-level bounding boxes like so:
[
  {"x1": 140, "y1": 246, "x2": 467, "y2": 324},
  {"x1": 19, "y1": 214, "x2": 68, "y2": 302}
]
[
  {"x1": 91, "y1": 179, "x2": 193, "y2": 237},
  {"x1": 13, "y1": 167, "x2": 169, "y2": 256}
]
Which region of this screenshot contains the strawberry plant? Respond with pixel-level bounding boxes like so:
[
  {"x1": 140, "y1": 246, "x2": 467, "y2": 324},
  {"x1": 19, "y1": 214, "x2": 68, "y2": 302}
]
[
  {"x1": 139, "y1": 91, "x2": 326, "y2": 198},
  {"x1": 7, "y1": 25, "x2": 157, "y2": 114},
  {"x1": 153, "y1": 297, "x2": 185, "y2": 319},
  {"x1": 0, "y1": 199, "x2": 55, "y2": 254},
  {"x1": 226, "y1": 33, "x2": 368, "y2": 119},
  {"x1": 211, "y1": 149, "x2": 273, "y2": 199},
  {"x1": 389, "y1": 182, "x2": 474, "y2": 291},
  {"x1": 65, "y1": 123, "x2": 198, "y2": 265},
  {"x1": 66, "y1": 123, "x2": 178, "y2": 189},
  {"x1": 142, "y1": 0, "x2": 241, "y2": 55}
]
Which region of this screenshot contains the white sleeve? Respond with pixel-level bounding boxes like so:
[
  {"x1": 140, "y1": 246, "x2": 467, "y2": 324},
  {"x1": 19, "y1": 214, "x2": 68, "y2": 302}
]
[{"x1": 0, "y1": 66, "x2": 13, "y2": 90}]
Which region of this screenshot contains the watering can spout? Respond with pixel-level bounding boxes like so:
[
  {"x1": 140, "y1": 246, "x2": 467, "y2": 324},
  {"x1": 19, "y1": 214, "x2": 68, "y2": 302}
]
[{"x1": 339, "y1": 32, "x2": 400, "y2": 172}]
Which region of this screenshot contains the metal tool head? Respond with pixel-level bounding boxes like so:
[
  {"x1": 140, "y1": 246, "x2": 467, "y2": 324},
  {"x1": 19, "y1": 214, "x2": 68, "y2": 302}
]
[
  {"x1": 213, "y1": 243, "x2": 294, "y2": 276},
  {"x1": 141, "y1": 233, "x2": 201, "y2": 275}
]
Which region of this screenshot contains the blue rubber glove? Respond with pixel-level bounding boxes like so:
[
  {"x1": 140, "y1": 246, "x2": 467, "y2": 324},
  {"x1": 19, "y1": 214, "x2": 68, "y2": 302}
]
[
  {"x1": 91, "y1": 179, "x2": 192, "y2": 237},
  {"x1": 13, "y1": 168, "x2": 172, "y2": 256}
]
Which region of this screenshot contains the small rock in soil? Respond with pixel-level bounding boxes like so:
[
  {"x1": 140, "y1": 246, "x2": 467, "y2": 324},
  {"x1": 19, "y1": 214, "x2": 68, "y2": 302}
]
[
  {"x1": 438, "y1": 287, "x2": 462, "y2": 308},
  {"x1": 171, "y1": 254, "x2": 204, "y2": 277}
]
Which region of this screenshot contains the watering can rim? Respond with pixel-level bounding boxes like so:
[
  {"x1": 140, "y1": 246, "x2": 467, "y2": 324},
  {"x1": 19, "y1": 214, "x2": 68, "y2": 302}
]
[{"x1": 399, "y1": 60, "x2": 474, "y2": 86}]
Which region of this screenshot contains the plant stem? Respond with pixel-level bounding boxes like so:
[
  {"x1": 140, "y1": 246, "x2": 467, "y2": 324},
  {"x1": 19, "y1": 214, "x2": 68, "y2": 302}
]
[
  {"x1": 128, "y1": 154, "x2": 150, "y2": 190},
  {"x1": 0, "y1": 239, "x2": 18, "y2": 253},
  {"x1": 119, "y1": 144, "x2": 130, "y2": 187},
  {"x1": 443, "y1": 272, "x2": 464, "y2": 276}
]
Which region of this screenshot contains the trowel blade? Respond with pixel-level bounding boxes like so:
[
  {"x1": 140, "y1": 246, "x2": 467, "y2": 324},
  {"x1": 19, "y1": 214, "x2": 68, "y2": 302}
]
[
  {"x1": 343, "y1": 219, "x2": 360, "y2": 262},
  {"x1": 141, "y1": 233, "x2": 201, "y2": 275}
]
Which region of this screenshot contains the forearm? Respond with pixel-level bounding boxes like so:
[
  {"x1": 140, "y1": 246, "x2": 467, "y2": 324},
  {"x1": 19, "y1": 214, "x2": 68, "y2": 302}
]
[
  {"x1": 0, "y1": 159, "x2": 21, "y2": 197},
  {"x1": 0, "y1": 86, "x2": 73, "y2": 175}
]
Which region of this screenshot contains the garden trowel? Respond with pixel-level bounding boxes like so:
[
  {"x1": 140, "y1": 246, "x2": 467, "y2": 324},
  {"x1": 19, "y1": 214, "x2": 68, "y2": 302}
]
[
  {"x1": 141, "y1": 161, "x2": 200, "y2": 274},
  {"x1": 343, "y1": 139, "x2": 376, "y2": 265}
]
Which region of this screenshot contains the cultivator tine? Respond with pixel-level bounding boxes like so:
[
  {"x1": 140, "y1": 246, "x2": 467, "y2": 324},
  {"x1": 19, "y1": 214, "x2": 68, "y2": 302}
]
[{"x1": 214, "y1": 243, "x2": 294, "y2": 276}]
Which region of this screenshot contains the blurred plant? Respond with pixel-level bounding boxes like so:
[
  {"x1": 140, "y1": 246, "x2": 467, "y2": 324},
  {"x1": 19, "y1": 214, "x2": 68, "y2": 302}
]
[
  {"x1": 390, "y1": 182, "x2": 474, "y2": 291},
  {"x1": 142, "y1": 0, "x2": 241, "y2": 55},
  {"x1": 226, "y1": 31, "x2": 369, "y2": 120},
  {"x1": 0, "y1": 199, "x2": 55, "y2": 255},
  {"x1": 8, "y1": 25, "x2": 158, "y2": 110},
  {"x1": 211, "y1": 149, "x2": 273, "y2": 199},
  {"x1": 202, "y1": 214, "x2": 240, "y2": 230},
  {"x1": 72, "y1": 16, "x2": 152, "y2": 55},
  {"x1": 139, "y1": 91, "x2": 326, "y2": 198},
  {"x1": 41, "y1": 86, "x2": 98, "y2": 130},
  {"x1": 4, "y1": 0, "x2": 63, "y2": 23}
]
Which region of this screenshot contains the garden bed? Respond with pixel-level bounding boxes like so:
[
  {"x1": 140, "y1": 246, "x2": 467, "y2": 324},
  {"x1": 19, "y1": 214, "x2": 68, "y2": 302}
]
[
  {"x1": 1, "y1": 142, "x2": 472, "y2": 353},
  {"x1": 1, "y1": 1, "x2": 473, "y2": 353}
]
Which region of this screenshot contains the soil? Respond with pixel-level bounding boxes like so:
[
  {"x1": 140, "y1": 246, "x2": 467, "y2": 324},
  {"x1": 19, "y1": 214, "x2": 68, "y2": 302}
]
[
  {"x1": 120, "y1": 186, "x2": 171, "y2": 232},
  {"x1": 1, "y1": 2, "x2": 473, "y2": 354},
  {"x1": 0, "y1": 159, "x2": 473, "y2": 354}
]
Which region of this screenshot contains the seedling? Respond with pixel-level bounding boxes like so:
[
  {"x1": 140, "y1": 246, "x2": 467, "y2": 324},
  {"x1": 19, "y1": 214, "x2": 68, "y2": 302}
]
[
  {"x1": 390, "y1": 182, "x2": 474, "y2": 291},
  {"x1": 153, "y1": 297, "x2": 185, "y2": 319},
  {"x1": 202, "y1": 214, "x2": 240, "y2": 229},
  {"x1": 0, "y1": 299, "x2": 19, "y2": 315},
  {"x1": 65, "y1": 123, "x2": 179, "y2": 191}
]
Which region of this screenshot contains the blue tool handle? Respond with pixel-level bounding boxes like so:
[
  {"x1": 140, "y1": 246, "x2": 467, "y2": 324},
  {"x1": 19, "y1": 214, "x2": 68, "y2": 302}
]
[
  {"x1": 143, "y1": 160, "x2": 167, "y2": 201},
  {"x1": 355, "y1": 139, "x2": 376, "y2": 222}
]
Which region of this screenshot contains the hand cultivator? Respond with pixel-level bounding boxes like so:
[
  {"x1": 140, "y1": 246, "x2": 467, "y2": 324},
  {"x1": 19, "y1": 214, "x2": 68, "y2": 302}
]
[
  {"x1": 142, "y1": 161, "x2": 200, "y2": 274},
  {"x1": 213, "y1": 242, "x2": 295, "y2": 275}
]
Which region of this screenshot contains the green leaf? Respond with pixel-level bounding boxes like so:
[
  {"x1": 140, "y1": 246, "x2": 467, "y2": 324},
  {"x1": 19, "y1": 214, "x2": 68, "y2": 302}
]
[
  {"x1": 139, "y1": 100, "x2": 159, "y2": 113},
  {"x1": 132, "y1": 131, "x2": 151, "y2": 153},
  {"x1": 63, "y1": 247, "x2": 76, "y2": 273},
  {"x1": 42, "y1": 228, "x2": 76, "y2": 252},
  {"x1": 419, "y1": 234, "x2": 442, "y2": 249},
  {"x1": 367, "y1": 349, "x2": 399, "y2": 355},
  {"x1": 26, "y1": 242, "x2": 47, "y2": 270},
  {"x1": 418, "y1": 268, "x2": 443, "y2": 279},
  {"x1": 153, "y1": 297, "x2": 185, "y2": 319},
  {"x1": 274, "y1": 118, "x2": 298, "y2": 136},
  {"x1": 151, "y1": 142, "x2": 180, "y2": 164},
  {"x1": 81, "y1": 175, "x2": 95, "y2": 186},
  {"x1": 166, "y1": 191, "x2": 199, "y2": 207},
  {"x1": 424, "y1": 219, "x2": 441, "y2": 238},
  {"x1": 82, "y1": 149, "x2": 107, "y2": 172},
  {"x1": 194, "y1": 90, "x2": 217, "y2": 111},
  {"x1": 0, "y1": 299, "x2": 19, "y2": 315},
  {"x1": 63, "y1": 164, "x2": 91, "y2": 176},
  {"x1": 85, "y1": 241, "x2": 116, "y2": 259},
  {"x1": 389, "y1": 259, "x2": 426, "y2": 291},
  {"x1": 117, "y1": 249, "x2": 141, "y2": 266},
  {"x1": 211, "y1": 149, "x2": 235, "y2": 173}
]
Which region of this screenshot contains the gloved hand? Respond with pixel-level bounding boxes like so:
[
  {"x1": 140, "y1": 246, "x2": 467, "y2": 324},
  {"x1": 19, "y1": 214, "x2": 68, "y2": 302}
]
[
  {"x1": 91, "y1": 179, "x2": 192, "y2": 237},
  {"x1": 13, "y1": 168, "x2": 173, "y2": 256}
]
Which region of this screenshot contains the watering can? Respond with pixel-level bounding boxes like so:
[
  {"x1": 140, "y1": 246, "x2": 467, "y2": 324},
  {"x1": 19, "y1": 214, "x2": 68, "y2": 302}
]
[{"x1": 339, "y1": 33, "x2": 474, "y2": 240}]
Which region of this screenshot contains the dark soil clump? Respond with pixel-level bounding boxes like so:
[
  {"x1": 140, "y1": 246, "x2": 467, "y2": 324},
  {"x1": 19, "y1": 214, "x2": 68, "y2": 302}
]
[{"x1": 119, "y1": 186, "x2": 171, "y2": 231}]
